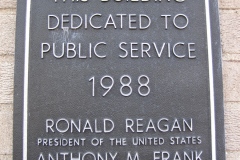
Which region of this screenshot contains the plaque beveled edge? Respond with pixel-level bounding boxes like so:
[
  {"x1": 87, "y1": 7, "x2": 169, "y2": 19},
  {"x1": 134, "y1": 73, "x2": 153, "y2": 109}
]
[
  {"x1": 205, "y1": 0, "x2": 217, "y2": 159},
  {"x1": 13, "y1": 0, "x2": 226, "y2": 159},
  {"x1": 22, "y1": 0, "x2": 31, "y2": 159}
]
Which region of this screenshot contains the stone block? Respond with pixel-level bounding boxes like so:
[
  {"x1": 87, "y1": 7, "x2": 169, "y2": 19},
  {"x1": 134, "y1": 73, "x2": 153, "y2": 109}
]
[
  {"x1": 0, "y1": 105, "x2": 13, "y2": 155},
  {"x1": 224, "y1": 102, "x2": 240, "y2": 151},
  {"x1": 220, "y1": 9, "x2": 240, "y2": 55},
  {"x1": 0, "y1": 55, "x2": 14, "y2": 104},
  {"x1": 222, "y1": 54, "x2": 240, "y2": 61},
  {"x1": 222, "y1": 61, "x2": 240, "y2": 102},
  {"x1": 0, "y1": 13, "x2": 16, "y2": 55},
  {"x1": 0, "y1": 0, "x2": 17, "y2": 9},
  {"x1": 226, "y1": 151, "x2": 240, "y2": 160},
  {"x1": 0, "y1": 155, "x2": 12, "y2": 160},
  {"x1": 219, "y1": 0, "x2": 240, "y2": 9}
]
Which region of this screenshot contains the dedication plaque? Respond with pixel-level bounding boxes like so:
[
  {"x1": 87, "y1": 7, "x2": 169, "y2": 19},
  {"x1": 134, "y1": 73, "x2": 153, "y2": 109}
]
[{"x1": 14, "y1": 0, "x2": 225, "y2": 159}]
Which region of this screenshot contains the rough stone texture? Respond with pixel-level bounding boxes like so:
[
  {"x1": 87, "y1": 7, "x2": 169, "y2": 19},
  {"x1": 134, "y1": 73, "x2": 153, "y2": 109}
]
[
  {"x1": 0, "y1": 55, "x2": 14, "y2": 104},
  {"x1": 220, "y1": 1, "x2": 240, "y2": 159},
  {"x1": 222, "y1": 61, "x2": 240, "y2": 102},
  {"x1": 226, "y1": 151, "x2": 240, "y2": 159},
  {"x1": 220, "y1": 9, "x2": 240, "y2": 55},
  {"x1": 0, "y1": 12, "x2": 16, "y2": 55},
  {"x1": 225, "y1": 102, "x2": 240, "y2": 151},
  {"x1": 0, "y1": 0, "x2": 16, "y2": 9},
  {"x1": 0, "y1": 155, "x2": 12, "y2": 160},
  {"x1": 0, "y1": 105, "x2": 13, "y2": 155},
  {"x1": 222, "y1": 53, "x2": 240, "y2": 61},
  {"x1": 219, "y1": 0, "x2": 240, "y2": 9}
]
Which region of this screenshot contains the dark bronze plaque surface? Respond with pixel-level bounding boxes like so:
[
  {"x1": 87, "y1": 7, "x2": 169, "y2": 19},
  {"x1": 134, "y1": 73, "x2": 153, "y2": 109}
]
[{"x1": 14, "y1": 0, "x2": 225, "y2": 159}]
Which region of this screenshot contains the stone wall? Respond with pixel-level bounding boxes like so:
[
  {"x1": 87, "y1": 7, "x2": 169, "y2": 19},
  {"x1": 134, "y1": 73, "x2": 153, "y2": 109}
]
[
  {"x1": 0, "y1": 0, "x2": 239, "y2": 159},
  {"x1": 220, "y1": 0, "x2": 240, "y2": 159}
]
